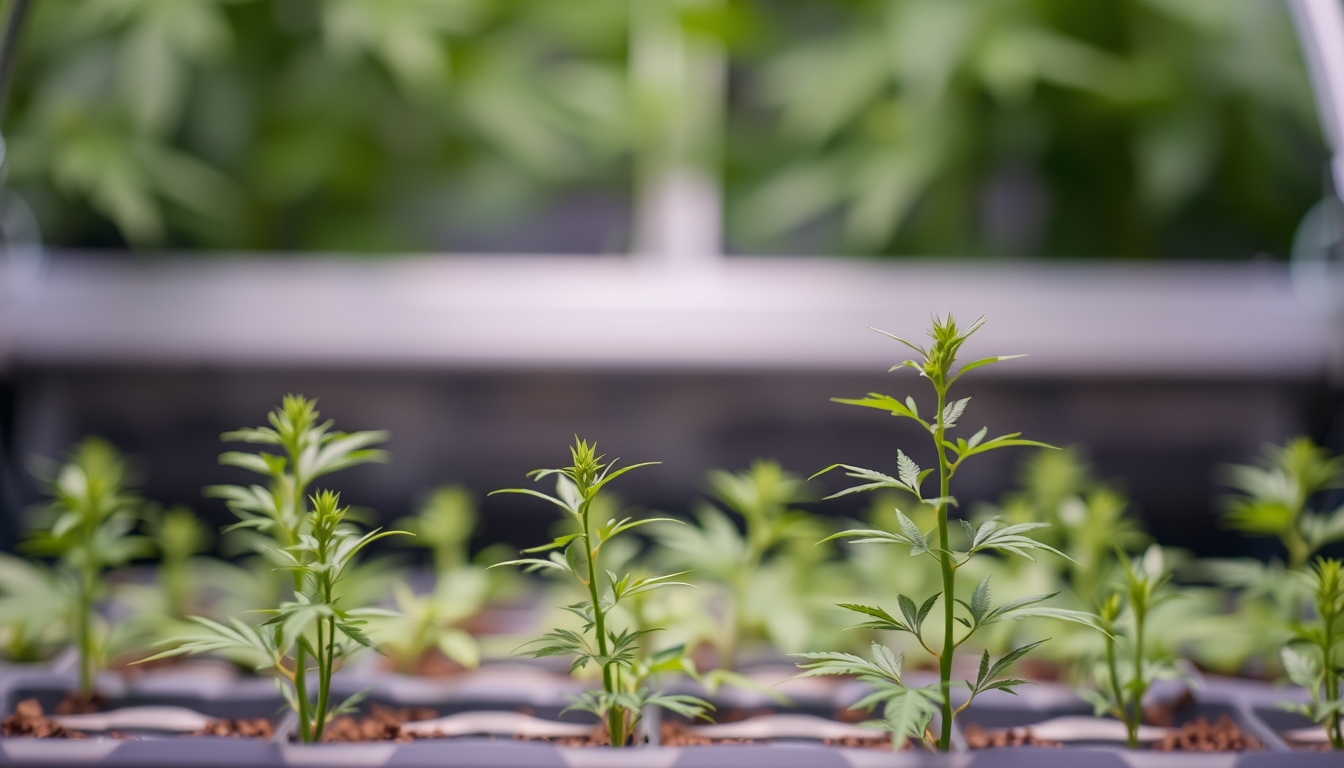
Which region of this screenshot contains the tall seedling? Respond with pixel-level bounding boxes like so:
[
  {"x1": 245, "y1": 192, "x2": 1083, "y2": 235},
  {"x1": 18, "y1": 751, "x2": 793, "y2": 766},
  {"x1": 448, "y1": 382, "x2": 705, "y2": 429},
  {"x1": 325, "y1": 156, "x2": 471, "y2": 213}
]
[
  {"x1": 808, "y1": 316, "x2": 1094, "y2": 750},
  {"x1": 148, "y1": 396, "x2": 393, "y2": 742},
  {"x1": 492, "y1": 438, "x2": 709, "y2": 747},
  {"x1": 148, "y1": 491, "x2": 405, "y2": 741},
  {"x1": 24, "y1": 438, "x2": 150, "y2": 699},
  {"x1": 1281, "y1": 558, "x2": 1344, "y2": 750}
]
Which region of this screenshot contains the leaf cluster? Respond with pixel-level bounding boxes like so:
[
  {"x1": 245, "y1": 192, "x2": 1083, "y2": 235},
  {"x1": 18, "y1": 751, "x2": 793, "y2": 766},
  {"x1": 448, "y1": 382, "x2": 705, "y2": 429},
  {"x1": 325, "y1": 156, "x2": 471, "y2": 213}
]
[
  {"x1": 794, "y1": 643, "x2": 940, "y2": 748},
  {"x1": 1220, "y1": 438, "x2": 1344, "y2": 569},
  {"x1": 649, "y1": 460, "x2": 836, "y2": 667}
]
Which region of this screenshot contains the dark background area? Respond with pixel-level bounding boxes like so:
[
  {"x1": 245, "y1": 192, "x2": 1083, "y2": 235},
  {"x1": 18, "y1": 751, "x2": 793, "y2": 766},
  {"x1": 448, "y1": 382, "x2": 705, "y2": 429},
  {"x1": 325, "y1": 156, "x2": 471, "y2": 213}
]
[{"x1": 0, "y1": 365, "x2": 1332, "y2": 561}]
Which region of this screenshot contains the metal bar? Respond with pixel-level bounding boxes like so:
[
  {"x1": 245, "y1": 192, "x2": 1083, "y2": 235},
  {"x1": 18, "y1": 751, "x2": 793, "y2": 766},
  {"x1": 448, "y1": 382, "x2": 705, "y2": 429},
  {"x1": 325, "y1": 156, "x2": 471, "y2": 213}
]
[{"x1": 1289, "y1": 0, "x2": 1344, "y2": 196}]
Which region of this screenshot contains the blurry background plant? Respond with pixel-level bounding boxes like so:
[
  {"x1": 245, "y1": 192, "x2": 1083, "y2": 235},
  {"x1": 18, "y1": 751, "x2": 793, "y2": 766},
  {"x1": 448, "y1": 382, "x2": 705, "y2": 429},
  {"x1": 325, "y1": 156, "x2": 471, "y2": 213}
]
[
  {"x1": 648, "y1": 461, "x2": 851, "y2": 672},
  {"x1": 1, "y1": 0, "x2": 1325, "y2": 257},
  {"x1": 367, "y1": 485, "x2": 521, "y2": 674},
  {"x1": 1177, "y1": 438, "x2": 1344, "y2": 676},
  {"x1": 728, "y1": 0, "x2": 1325, "y2": 258},
  {"x1": 7, "y1": 0, "x2": 633, "y2": 251},
  {"x1": 20, "y1": 438, "x2": 153, "y2": 698}
]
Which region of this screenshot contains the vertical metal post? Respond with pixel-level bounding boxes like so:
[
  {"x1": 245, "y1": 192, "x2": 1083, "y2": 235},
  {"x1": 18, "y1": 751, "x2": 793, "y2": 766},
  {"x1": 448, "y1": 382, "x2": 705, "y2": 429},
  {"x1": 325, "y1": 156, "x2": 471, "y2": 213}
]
[
  {"x1": 629, "y1": 0, "x2": 725, "y2": 268},
  {"x1": 1289, "y1": 0, "x2": 1344, "y2": 196}
]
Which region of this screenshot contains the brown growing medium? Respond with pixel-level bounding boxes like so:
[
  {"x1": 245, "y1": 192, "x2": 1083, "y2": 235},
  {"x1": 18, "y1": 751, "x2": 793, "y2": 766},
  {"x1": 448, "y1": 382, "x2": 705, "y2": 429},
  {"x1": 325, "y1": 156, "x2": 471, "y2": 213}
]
[
  {"x1": 194, "y1": 718, "x2": 275, "y2": 739},
  {"x1": 2, "y1": 699, "x2": 86, "y2": 738},
  {"x1": 964, "y1": 715, "x2": 1262, "y2": 752},
  {"x1": 659, "y1": 722, "x2": 744, "y2": 747},
  {"x1": 55, "y1": 692, "x2": 106, "y2": 715},
  {"x1": 963, "y1": 724, "x2": 1060, "y2": 749},
  {"x1": 1152, "y1": 716, "x2": 1262, "y2": 752},
  {"x1": 658, "y1": 719, "x2": 898, "y2": 750},
  {"x1": 320, "y1": 706, "x2": 439, "y2": 743}
]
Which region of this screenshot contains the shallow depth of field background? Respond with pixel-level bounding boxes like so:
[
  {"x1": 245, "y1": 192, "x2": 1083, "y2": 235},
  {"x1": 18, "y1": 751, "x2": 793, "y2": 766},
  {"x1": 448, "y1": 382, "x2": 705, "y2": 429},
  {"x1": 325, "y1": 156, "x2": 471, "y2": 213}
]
[{"x1": 0, "y1": 0, "x2": 1339, "y2": 563}]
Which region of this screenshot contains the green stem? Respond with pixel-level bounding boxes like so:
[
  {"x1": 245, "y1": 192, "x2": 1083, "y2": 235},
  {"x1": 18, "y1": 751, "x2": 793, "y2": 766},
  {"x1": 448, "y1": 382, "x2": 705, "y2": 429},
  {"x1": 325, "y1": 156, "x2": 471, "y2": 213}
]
[
  {"x1": 724, "y1": 547, "x2": 760, "y2": 671},
  {"x1": 313, "y1": 616, "x2": 332, "y2": 742},
  {"x1": 934, "y1": 385, "x2": 955, "y2": 752},
  {"x1": 1104, "y1": 633, "x2": 1129, "y2": 747},
  {"x1": 1128, "y1": 609, "x2": 1146, "y2": 749},
  {"x1": 76, "y1": 569, "x2": 94, "y2": 698},
  {"x1": 287, "y1": 454, "x2": 315, "y2": 742},
  {"x1": 581, "y1": 499, "x2": 625, "y2": 747},
  {"x1": 1325, "y1": 619, "x2": 1342, "y2": 750}
]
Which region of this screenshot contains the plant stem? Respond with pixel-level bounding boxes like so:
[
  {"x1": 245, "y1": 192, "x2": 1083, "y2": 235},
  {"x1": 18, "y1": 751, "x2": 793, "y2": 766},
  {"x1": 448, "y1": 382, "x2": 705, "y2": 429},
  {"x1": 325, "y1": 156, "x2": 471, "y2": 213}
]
[
  {"x1": 581, "y1": 498, "x2": 625, "y2": 747},
  {"x1": 76, "y1": 568, "x2": 94, "y2": 698},
  {"x1": 313, "y1": 616, "x2": 332, "y2": 742},
  {"x1": 934, "y1": 385, "x2": 955, "y2": 752},
  {"x1": 1104, "y1": 632, "x2": 1129, "y2": 747},
  {"x1": 289, "y1": 465, "x2": 314, "y2": 743},
  {"x1": 1128, "y1": 607, "x2": 1146, "y2": 749},
  {"x1": 1325, "y1": 618, "x2": 1342, "y2": 749}
]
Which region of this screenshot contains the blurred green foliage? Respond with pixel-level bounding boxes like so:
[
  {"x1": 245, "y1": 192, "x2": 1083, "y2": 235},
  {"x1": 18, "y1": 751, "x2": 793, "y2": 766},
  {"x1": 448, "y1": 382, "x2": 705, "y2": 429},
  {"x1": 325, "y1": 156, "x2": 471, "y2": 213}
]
[
  {"x1": 3, "y1": 0, "x2": 1328, "y2": 257},
  {"x1": 728, "y1": 0, "x2": 1327, "y2": 258},
  {"x1": 8, "y1": 0, "x2": 632, "y2": 250}
]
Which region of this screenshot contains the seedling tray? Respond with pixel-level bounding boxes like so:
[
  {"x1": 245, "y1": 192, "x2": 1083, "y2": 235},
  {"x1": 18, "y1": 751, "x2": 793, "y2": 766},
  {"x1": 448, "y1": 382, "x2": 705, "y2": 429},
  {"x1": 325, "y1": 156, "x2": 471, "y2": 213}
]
[{"x1": 0, "y1": 665, "x2": 1337, "y2": 767}]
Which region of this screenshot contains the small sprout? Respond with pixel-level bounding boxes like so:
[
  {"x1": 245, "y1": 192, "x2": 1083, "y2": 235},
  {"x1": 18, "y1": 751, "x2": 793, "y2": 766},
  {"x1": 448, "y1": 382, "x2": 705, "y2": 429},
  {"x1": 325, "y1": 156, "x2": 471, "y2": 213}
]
[
  {"x1": 375, "y1": 487, "x2": 492, "y2": 674},
  {"x1": 650, "y1": 460, "x2": 829, "y2": 671},
  {"x1": 492, "y1": 438, "x2": 710, "y2": 747},
  {"x1": 1221, "y1": 437, "x2": 1344, "y2": 571},
  {"x1": 22, "y1": 438, "x2": 151, "y2": 699},
  {"x1": 1078, "y1": 545, "x2": 1180, "y2": 749}
]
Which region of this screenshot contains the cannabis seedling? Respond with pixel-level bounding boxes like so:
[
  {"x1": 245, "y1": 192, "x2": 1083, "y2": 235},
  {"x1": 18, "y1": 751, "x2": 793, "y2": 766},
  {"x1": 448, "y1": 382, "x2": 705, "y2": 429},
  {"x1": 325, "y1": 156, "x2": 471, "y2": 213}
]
[
  {"x1": 651, "y1": 460, "x2": 830, "y2": 670},
  {"x1": 24, "y1": 438, "x2": 150, "y2": 699},
  {"x1": 145, "y1": 506, "x2": 212, "y2": 619},
  {"x1": 375, "y1": 487, "x2": 491, "y2": 673},
  {"x1": 1079, "y1": 545, "x2": 1178, "y2": 749},
  {"x1": 811, "y1": 316, "x2": 1094, "y2": 750},
  {"x1": 1281, "y1": 558, "x2": 1344, "y2": 750},
  {"x1": 150, "y1": 395, "x2": 392, "y2": 742},
  {"x1": 1198, "y1": 438, "x2": 1344, "y2": 672},
  {"x1": 1222, "y1": 438, "x2": 1344, "y2": 573},
  {"x1": 148, "y1": 491, "x2": 405, "y2": 742},
  {"x1": 492, "y1": 438, "x2": 709, "y2": 747}
]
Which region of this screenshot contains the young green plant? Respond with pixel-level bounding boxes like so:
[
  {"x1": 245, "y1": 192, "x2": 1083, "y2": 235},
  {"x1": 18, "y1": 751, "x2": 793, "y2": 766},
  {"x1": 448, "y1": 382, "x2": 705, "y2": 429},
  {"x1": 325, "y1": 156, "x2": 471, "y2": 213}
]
[
  {"x1": 492, "y1": 438, "x2": 709, "y2": 747},
  {"x1": 811, "y1": 316, "x2": 1096, "y2": 751},
  {"x1": 373, "y1": 487, "x2": 492, "y2": 673},
  {"x1": 1281, "y1": 558, "x2": 1344, "y2": 750},
  {"x1": 1196, "y1": 438, "x2": 1344, "y2": 673},
  {"x1": 1222, "y1": 438, "x2": 1344, "y2": 574},
  {"x1": 149, "y1": 395, "x2": 392, "y2": 742},
  {"x1": 145, "y1": 506, "x2": 213, "y2": 620},
  {"x1": 147, "y1": 491, "x2": 406, "y2": 742},
  {"x1": 23, "y1": 438, "x2": 151, "y2": 699},
  {"x1": 650, "y1": 460, "x2": 834, "y2": 671},
  {"x1": 1079, "y1": 545, "x2": 1179, "y2": 749}
]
